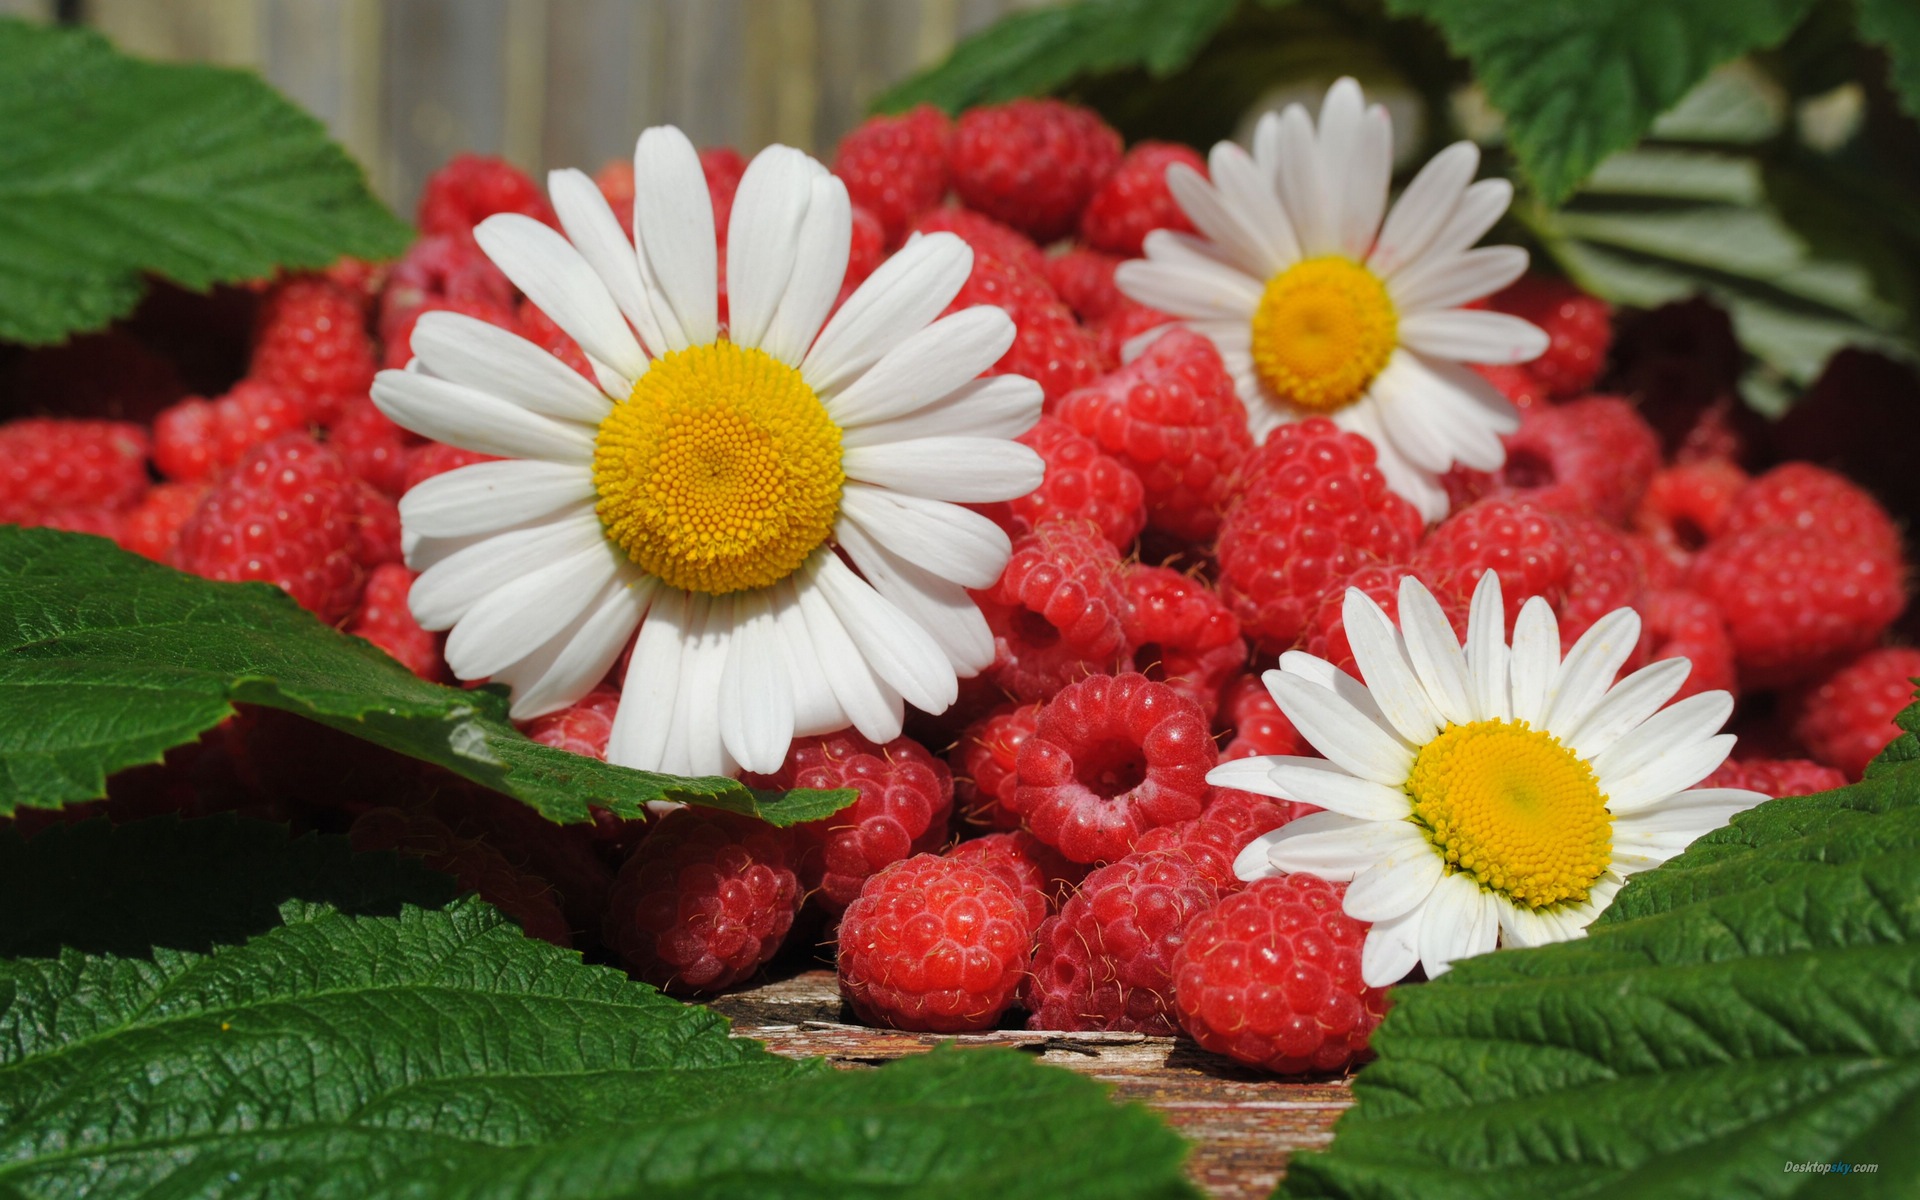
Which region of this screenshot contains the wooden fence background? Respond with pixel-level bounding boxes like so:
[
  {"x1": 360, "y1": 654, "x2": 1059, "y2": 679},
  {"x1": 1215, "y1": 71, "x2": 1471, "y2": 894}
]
[{"x1": 0, "y1": 0, "x2": 1043, "y2": 212}]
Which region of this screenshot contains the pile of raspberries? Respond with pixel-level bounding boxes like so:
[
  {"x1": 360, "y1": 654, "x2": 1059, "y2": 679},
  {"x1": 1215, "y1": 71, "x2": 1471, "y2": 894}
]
[{"x1": 3, "y1": 98, "x2": 1913, "y2": 1078}]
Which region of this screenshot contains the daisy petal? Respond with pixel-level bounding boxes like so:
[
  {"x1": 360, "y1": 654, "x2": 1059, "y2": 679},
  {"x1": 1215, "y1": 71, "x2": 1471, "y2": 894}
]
[
  {"x1": 1264, "y1": 671, "x2": 1414, "y2": 786},
  {"x1": 1595, "y1": 689, "x2": 1736, "y2": 799},
  {"x1": 1266, "y1": 757, "x2": 1413, "y2": 820},
  {"x1": 1345, "y1": 840, "x2": 1444, "y2": 923},
  {"x1": 1206, "y1": 141, "x2": 1300, "y2": 272},
  {"x1": 372, "y1": 370, "x2": 595, "y2": 463},
  {"x1": 497, "y1": 575, "x2": 650, "y2": 719},
  {"x1": 443, "y1": 540, "x2": 621, "y2": 679},
  {"x1": 410, "y1": 312, "x2": 614, "y2": 424},
  {"x1": 1389, "y1": 245, "x2": 1530, "y2": 315},
  {"x1": 760, "y1": 174, "x2": 853, "y2": 366},
  {"x1": 399, "y1": 459, "x2": 596, "y2": 539},
  {"x1": 1605, "y1": 734, "x2": 1738, "y2": 815},
  {"x1": 1112, "y1": 258, "x2": 1263, "y2": 321},
  {"x1": 1544, "y1": 608, "x2": 1643, "y2": 740},
  {"x1": 1398, "y1": 575, "x2": 1476, "y2": 725},
  {"x1": 1398, "y1": 310, "x2": 1549, "y2": 365},
  {"x1": 632, "y1": 125, "x2": 719, "y2": 348},
  {"x1": 662, "y1": 595, "x2": 733, "y2": 778},
  {"x1": 474, "y1": 214, "x2": 648, "y2": 381},
  {"x1": 835, "y1": 517, "x2": 995, "y2": 674},
  {"x1": 839, "y1": 374, "x2": 1042, "y2": 447},
  {"x1": 1369, "y1": 354, "x2": 1490, "y2": 474},
  {"x1": 1344, "y1": 587, "x2": 1442, "y2": 744},
  {"x1": 1369, "y1": 141, "x2": 1478, "y2": 278},
  {"x1": 1340, "y1": 105, "x2": 1394, "y2": 259},
  {"x1": 1508, "y1": 597, "x2": 1561, "y2": 727},
  {"x1": 1276, "y1": 651, "x2": 1404, "y2": 739},
  {"x1": 1465, "y1": 570, "x2": 1510, "y2": 721},
  {"x1": 1337, "y1": 400, "x2": 1450, "y2": 522},
  {"x1": 826, "y1": 305, "x2": 1016, "y2": 427},
  {"x1": 793, "y1": 566, "x2": 906, "y2": 744},
  {"x1": 609, "y1": 585, "x2": 694, "y2": 772},
  {"x1": 725, "y1": 145, "x2": 818, "y2": 351},
  {"x1": 810, "y1": 551, "x2": 958, "y2": 714},
  {"x1": 770, "y1": 579, "x2": 847, "y2": 737},
  {"x1": 1567, "y1": 657, "x2": 1693, "y2": 761},
  {"x1": 1261, "y1": 810, "x2": 1413, "y2": 881},
  {"x1": 1422, "y1": 177, "x2": 1514, "y2": 263},
  {"x1": 1418, "y1": 872, "x2": 1488, "y2": 978},
  {"x1": 1273, "y1": 103, "x2": 1333, "y2": 256},
  {"x1": 803, "y1": 232, "x2": 972, "y2": 395},
  {"x1": 837, "y1": 485, "x2": 1011, "y2": 589},
  {"x1": 1163, "y1": 164, "x2": 1285, "y2": 280},
  {"x1": 717, "y1": 588, "x2": 795, "y2": 774},
  {"x1": 1206, "y1": 757, "x2": 1288, "y2": 797},
  {"x1": 408, "y1": 507, "x2": 600, "y2": 630},
  {"x1": 547, "y1": 167, "x2": 669, "y2": 359},
  {"x1": 844, "y1": 436, "x2": 1043, "y2": 504},
  {"x1": 1497, "y1": 901, "x2": 1559, "y2": 949},
  {"x1": 1360, "y1": 906, "x2": 1423, "y2": 987}
]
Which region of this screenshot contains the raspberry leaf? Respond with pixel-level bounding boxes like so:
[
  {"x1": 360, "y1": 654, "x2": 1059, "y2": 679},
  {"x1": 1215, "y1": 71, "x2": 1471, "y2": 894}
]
[
  {"x1": 1857, "y1": 0, "x2": 1920, "y2": 121},
  {"x1": 1280, "y1": 715, "x2": 1920, "y2": 1198},
  {"x1": 0, "y1": 18, "x2": 409, "y2": 346},
  {"x1": 0, "y1": 527, "x2": 850, "y2": 826},
  {"x1": 0, "y1": 816, "x2": 1198, "y2": 1200}
]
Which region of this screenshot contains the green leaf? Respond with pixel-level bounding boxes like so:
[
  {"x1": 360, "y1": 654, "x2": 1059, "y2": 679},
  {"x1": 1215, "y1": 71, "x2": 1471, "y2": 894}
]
[
  {"x1": 872, "y1": 0, "x2": 1252, "y2": 114},
  {"x1": 1857, "y1": 0, "x2": 1920, "y2": 121},
  {"x1": 0, "y1": 18, "x2": 409, "y2": 346},
  {"x1": 1386, "y1": 0, "x2": 1820, "y2": 204},
  {"x1": 1280, "y1": 742, "x2": 1920, "y2": 1198},
  {"x1": 0, "y1": 817, "x2": 1198, "y2": 1200},
  {"x1": 0, "y1": 527, "x2": 851, "y2": 826}
]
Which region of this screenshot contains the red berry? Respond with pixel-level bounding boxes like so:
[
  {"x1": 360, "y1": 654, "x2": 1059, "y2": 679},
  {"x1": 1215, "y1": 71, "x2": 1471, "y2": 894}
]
[
  {"x1": 974, "y1": 519, "x2": 1131, "y2": 702},
  {"x1": 946, "y1": 830, "x2": 1084, "y2": 926},
  {"x1": 943, "y1": 251, "x2": 1102, "y2": 403},
  {"x1": 1469, "y1": 362, "x2": 1549, "y2": 411},
  {"x1": 1009, "y1": 415, "x2": 1147, "y2": 550},
  {"x1": 251, "y1": 277, "x2": 376, "y2": 425},
  {"x1": 913, "y1": 206, "x2": 1050, "y2": 280},
  {"x1": 0, "y1": 417, "x2": 149, "y2": 523},
  {"x1": 1121, "y1": 564, "x2": 1247, "y2": 718},
  {"x1": 379, "y1": 296, "x2": 520, "y2": 371},
  {"x1": 1790, "y1": 647, "x2": 1920, "y2": 780},
  {"x1": 115, "y1": 480, "x2": 207, "y2": 565},
  {"x1": 350, "y1": 480, "x2": 402, "y2": 568},
  {"x1": 1480, "y1": 275, "x2": 1612, "y2": 398},
  {"x1": 952, "y1": 701, "x2": 1043, "y2": 830},
  {"x1": 522, "y1": 686, "x2": 620, "y2": 759},
  {"x1": 350, "y1": 806, "x2": 571, "y2": 946},
  {"x1": 329, "y1": 394, "x2": 415, "y2": 497},
  {"x1": 416, "y1": 153, "x2": 556, "y2": 240},
  {"x1": 516, "y1": 296, "x2": 595, "y2": 380},
  {"x1": 378, "y1": 234, "x2": 515, "y2": 347},
  {"x1": 1044, "y1": 246, "x2": 1127, "y2": 322},
  {"x1": 1053, "y1": 327, "x2": 1252, "y2": 541},
  {"x1": 175, "y1": 433, "x2": 369, "y2": 622},
  {"x1": 700, "y1": 146, "x2": 749, "y2": 235},
  {"x1": 1024, "y1": 850, "x2": 1220, "y2": 1033},
  {"x1": 1634, "y1": 588, "x2": 1737, "y2": 702},
  {"x1": 1302, "y1": 563, "x2": 1465, "y2": 676},
  {"x1": 832, "y1": 105, "x2": 952, "y2": 246},
  {"x1": 1216, "y1": 418, "x2": 1423, "y2": 653},
  {"x1": 152, "y1": 381, "x2": 309, "y2": 484},
  {"x1": 1415, "y1": 498, "x2": 1573, "y2": 632},
  {"x1": 348, "y1": 563, "x2": 442, "y2": 680},
  {"x1": 1703, "y1": 756, "x2": 1847, "y2": 798},
  {"x1": 951, "y1": 99, "x2": 1122, "y2": 243},
  {"x1": 1489, "y1": 395, "x2": 1660, "y2": 523},
  {"x1": 837, "y1": 853, "x2": 1034, "y2": 1032},
  {"x1": 1217, "y1": 672, "x2": 1309, "y2": 760},
  {"x1": 31, "y1": 505, "x2": 126, "y2": 539},
  {"x1": 1078, "y1": 141, "x2": 1204, "y2": 257},
  {"x1": 844, "y1": 204, "x2": 887, "y2": 293},
  {"x1": 1722, "y1": 462, "x2": 1903, "y2": 563},
  {"x1": 1172, "y1": 875, "x2": 1387, "y2": 1073},
  {"x1": 1632, "y1": 459, "x2": 1749, "y2": 577},
  {"x1": 1131, "y1": 790, "x2": 1293, "y2": 891},
  {"x1": 1013, "y1": 672, "x2": 1215, "y2": 864},
  {"x1": 745, "y1": 732, "x2": 954, "y2": 913},
  {"x1": 402, "y1": 441, "x2": 499, "y2": 492},
  {"x1": 1556, "y1": 513, "x2": 1644, "y2": 643},
  {"x1": 1091, "y1": 302, "x2": 1176, "y2": 371}
]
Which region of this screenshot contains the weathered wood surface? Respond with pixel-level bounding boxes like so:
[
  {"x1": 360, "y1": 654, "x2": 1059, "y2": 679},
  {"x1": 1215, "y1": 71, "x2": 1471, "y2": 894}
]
[{"x1": 709, "y1": 969, "x2": 1354, "y2": 1200}]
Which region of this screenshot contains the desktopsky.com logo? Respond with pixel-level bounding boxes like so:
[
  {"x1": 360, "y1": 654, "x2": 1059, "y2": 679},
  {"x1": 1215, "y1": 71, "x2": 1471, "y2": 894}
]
[{"x1": 1785, "y1": 1161, "x2": 1878, "y2": 1175}]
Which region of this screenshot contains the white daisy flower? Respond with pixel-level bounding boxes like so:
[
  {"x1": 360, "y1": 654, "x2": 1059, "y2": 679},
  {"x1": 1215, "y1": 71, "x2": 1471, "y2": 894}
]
[
  {"x1": 1215, "y1": 571, "x2": 1765, "y2": 987},
  {"x1": 373, "y1": 127, "x2": 1043, "y2": 778},
  {"x1": 1115, "y1": 77, "x2": 1549, "y2": 521}
]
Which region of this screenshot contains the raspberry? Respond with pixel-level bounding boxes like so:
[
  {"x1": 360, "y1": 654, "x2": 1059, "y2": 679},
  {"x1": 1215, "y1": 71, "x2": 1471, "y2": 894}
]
[
  {"x1": 837, "y1": 853, "x2": 1034, "y2": 1031},
  {"x1": 349, "y1": 806, "x2": 571, "y2": 946},
  {"x1": 844, "y1": 204, "x2": 887, "y2": 293},
  {"x1": 1013, "y1": 672, "x2": 1215, "y2": 864},
  {"x1": 1722, "y1": 462, "x2": 1903, "y2": 562},
  {"x1": 427, "y1": 783, "x2": 614, "y2": 934},
  {"x1": 832, "y1": 105, "x2": 951, "y2": 246},
  {"x1": 913, "y1": 206, "x2": 1050, "y2": 281},
  {"x1": 700, "y1": 146, "x2": 749, "y2": 236},
  {"x1": 1635, "y1": 588, "x2": 1737, "y2": 702},
  {"x1": 944, "y1": 252, "x2": 1102, "y2": 403},
  {"x1": 1688, "y1": 529, "x2": 1906, "y2": 688},
  {"x1": 1053, "y1": 327, "x2": 1253, "y2": 541},
  {"x1": 380, "y1": 295, "x2": 521, "y2": 371},
  {"x1": 1217, "y1": 673, "x2": 1309, "y2": 760},
  {"x1": 1078, "y1": 141, "x2": 1205, "y2": 257},
  {"x1": 402, "y1": 441, "x2": 499, "y2": 492},
  {"x1": 973, "y1": 520, "x2": 1131, "y2": 702},
  {"x1": 1091, "y1": 302, "x2": 1176, "y2": 371},
  {"x1": 1790, "y1": 647, "x2": 1920, "y2": 780},
  {"x1": 115, "y1": 481, "x2": 206, "y2": 564},
  {"x1": 251, "y1": 277, "x2": 376, "y2": 425},
  {"x1": 522, "y1": 686, "x2": 620, "y2": 759},
  {"x1": 946, "y1": 830, "x2": 1083, "y2": 925},
  {"x1": 378, "y1": 235, "x2": 515, "y2": 346},
  {"x1": 1301, "y1": 563, "x2": 1465, "y2": 676},
  {"x1": 517, "y1": 297, "x2": 595, "y2": 380},
  {"x1": 952, "y1": 99, "x2": 1123, "y2": 243},
  {"x1": 1704, "y1": 756, "x2": 1847, "y2": 798},
  {"x1": 593, "y1": 158, "x2": 636, "y2": 234},
  {"x1": 602, "y1": 807, "x2": 801, "y2": 994},
  {"x1": 328, "y1": 395, "x2": 414, "y2": 496},
  {"x1": 952, "y1": 702, "x2": 1043, "y2": 830},
  {"x1": 1131, "y1": 790, "x2": 1293, "y2": 890},
  {"x1": 1024, "y1": 850, "x2": 1220, "y2": 1033},
  {"x1": 1469, "y1": 362, "x2": 1549, "y2": 411},
  {"x1": 1480, "y1": 275, "x2": 1612, "y2": 399},
  {"x1": 1172, "y1": 874, "x2": 1386, "y2": 1073},
  {"x1": 175, "y1": 433, "x2": 368, "y2": 622},
  {"x1": 32, "y1": 505, "x2": 126, "y2": 538},
  {"x1": 1415, "y1": 498, "x2": 1573, "y2": 632},
  {"x1": 1044, "y1": 247, "x2": 1127, "y2": 322},
  {"x1": 1488, "y1": 395, "x2": 1660, "y2": 523},
  {"x1": 416, "y1": 153, "x2": 556, "y2": 240},
  {"x1": 1216, "y1": 418, "x2": 1423, "y2": 653},
  {"x1": 1009, "y1": 415, "x2": 1146, "y2": 549},
  {"x1": 349, "y1": 563, "x2": 442, "y2": 680},
  {"x1": 745, "y1": 733, "x2": 954, "y2": 912},
  {"x1": 152, "y1": 380, "x2": 308, "y2": 483},
  {"x1": 0, "y1": 418, "x2": 149, "y2": 523},
  {"x1": 1633, "y1": 460, "x2": 1749, "y2": 576},
  {"x1": 1556, "y1": 513, "x2": 1644, "y2": 643},
  {"x1": 351, "y1": 481, "x2": 402, "y2": 568},
  {"x1": 1121, "y1": 564, "x2": 1247, "y2": 718}
]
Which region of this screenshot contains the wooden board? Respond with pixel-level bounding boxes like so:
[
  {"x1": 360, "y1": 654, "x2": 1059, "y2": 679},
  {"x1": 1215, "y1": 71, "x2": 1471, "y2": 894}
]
[{"x1": 709, "y1": 970, "x2": 1354, "y2": 1200}]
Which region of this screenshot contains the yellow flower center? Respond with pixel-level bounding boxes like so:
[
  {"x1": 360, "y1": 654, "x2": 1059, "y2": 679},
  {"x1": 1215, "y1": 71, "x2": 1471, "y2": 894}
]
[
  {"x1": 592, "y1": 341, "x2": 843, "y2": 595},
  {"x1": 1249, "y1": 255, "x2": 1398, "y2": 412},
  {"x1": 1404, "y1": 718, "x2": 1612, "y2": 911}
]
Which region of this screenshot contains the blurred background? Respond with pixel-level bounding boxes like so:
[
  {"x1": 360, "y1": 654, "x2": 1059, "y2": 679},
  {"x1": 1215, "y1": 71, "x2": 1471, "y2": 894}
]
[{"x1": 0, "y1": 0, "x2": 1045, "y2": 210}]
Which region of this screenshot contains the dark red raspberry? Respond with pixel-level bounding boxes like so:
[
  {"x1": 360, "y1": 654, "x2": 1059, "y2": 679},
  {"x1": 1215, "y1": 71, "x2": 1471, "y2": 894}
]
[
  {"x1": 1479, "y1": 275, "x2": 1612, "y2": 399},
  {"x1": 1703, "y1": 756, "x2": 1848, "y2": 798},
  {"x1": 944, "y1": 251, "x2": 1102, "y2": 403},
  {"x1": 152, "y1": 380, "x2": 308, "y2": 483},
  {"x1": 1131, "y1": 790, "x2": 1293, "y2": 890},
  {"x1": 1633, "y1": 459, "x2": 1749, "y2": 578},
  {"x1": 1121, "y1": 564, "x2": 1247, "y2": 718},
  {"x1": 1013, "y1": 672, "x2": 1215, "y2": 864},
  {"x1": 1488, "y1": 395, "x2": 1660, "y2": 523},
  {"x1": 952, "y1": 702, "x2": 1043, "y2": 830},
  {"x1": 251, "y1": 277, "x2": 376, "y2": 425},
  {"x1": 348, "y1": 563, "x2": 442, "y2": 680},
  {"x1": 115, "y1": 481, "x2": 207, "y2": 565},
  {"x1": 746, "y1": 733, "x2": 954, "y2": 913},
  {"x1": 349, "y1": 806, "x2": 571, "y2": 946},
  {"x1": 832, "y1": 105, "x2": 952, "y2": 246},
  {"x1": 1790, "y1": 647, "x2": 1920, "y2": 779},
  {"x1": 1044, "y1": 246, "x2": 1127, "y2": 322},
  {"x1": 1688, "y1": 529, "x2": 1906, "y2": 688},
  {"x1": 1078, "y1": 141, "x2": 1204, "y2": 257},
  {"x1": 402, "y1": 441, "x2": 500, "y2": 492},
  {"x1": 522, "y1": 686, "x2": 620, "y2": 759},
  {"x1": 1053, "y1": 327, "x2": 1252, "y2": 541},
  {"x1": 1722, "y1": 462, "x2": 1903, "y2": 562},
  {"x1": 329, "y1": 395, "x2": 414, "y2": 496},
  {"x1": 1009, "y1": 415, "x2": 1147, "y2": 549},
  {"x1": 1635, "y1": 588, "x2": 1737, "y2": 702},
  {"x1": 951, "y1": 99, "x2": 1123, "y2": 242},
  {"x1": 416, "y1": 153, "x2": 556, "y2": 240},
  {"x1": 1301, "y1": 563, "x2": 1465, "y2": 676},
  {"x1": 1024, "y1": 850, "x2": 1220, "y2": 1033},
  {"x1": 0, "y1": 417, "x2": 149, "y2": 523},
  {"x1": 1216, "y1": 418, "x2": 1423, "y2": 653},
  {"x1": 973, "y1": 519, "x2": 1132, "y2": 702},
  {"x1": 1, "y1": 329, "x2": 186, "y2": 424},
  {"x1": 1415, "y1": 498, "x2": 1573, "y2": 633},
  {"x1": 1172, "y1": 874, "x2": 1387, "y2": 1073},
  {"x1": 837, "y1": 853, "x2": 1035, "y2": 1031},
  {"x1": 946, "y1": 830, "x2": 1084, "y2": 925},
  {"x1": 602, "y1": 808, "x2": 801, "y2": 994},
  {"x1": 175, "y1": 433, "x2": 369, "y2": 622},
  {"x1": 421, "y1": 783, "x2": 613, "y2": 934}
]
